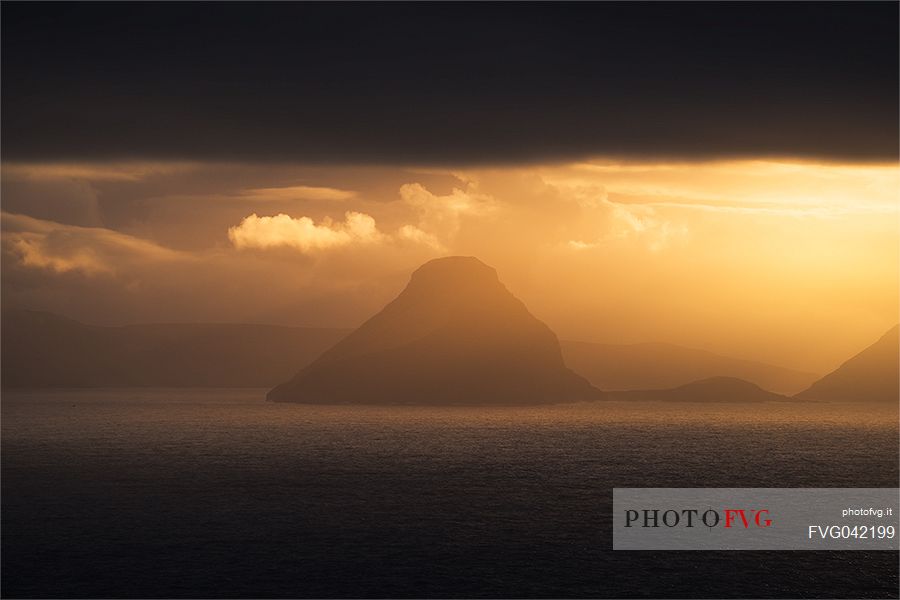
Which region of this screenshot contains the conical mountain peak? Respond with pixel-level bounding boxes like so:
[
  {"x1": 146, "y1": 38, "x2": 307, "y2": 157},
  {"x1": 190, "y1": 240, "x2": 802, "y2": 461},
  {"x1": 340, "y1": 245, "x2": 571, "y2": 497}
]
[{"x1": 268, "y1": 257, "x2": 602, "y2": 404}]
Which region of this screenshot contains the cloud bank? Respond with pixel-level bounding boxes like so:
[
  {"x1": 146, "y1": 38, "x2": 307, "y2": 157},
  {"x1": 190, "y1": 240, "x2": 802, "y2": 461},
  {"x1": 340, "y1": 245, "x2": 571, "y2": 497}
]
[
  {"x1": 4, "y1": 4, "x2": 896, "y2": 163},
  {"x1": 2, "y1": 211, "x2": 186, "y2": 276}
]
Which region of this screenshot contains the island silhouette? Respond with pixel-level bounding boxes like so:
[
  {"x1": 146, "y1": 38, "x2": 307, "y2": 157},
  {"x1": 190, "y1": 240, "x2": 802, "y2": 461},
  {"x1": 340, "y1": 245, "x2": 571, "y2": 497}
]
[
  {"x1": 795, "y1": 325, "x2": 899, "y2": 403},
  {"x1": 268, "y1": 256, "x2": 603, "y2": 404},
  {"x1": 608, "y1": 376, "x2": 790, "y2": 403},
  {"x1": 561, "y1": 340, "x2": 816, "y2": 395}
]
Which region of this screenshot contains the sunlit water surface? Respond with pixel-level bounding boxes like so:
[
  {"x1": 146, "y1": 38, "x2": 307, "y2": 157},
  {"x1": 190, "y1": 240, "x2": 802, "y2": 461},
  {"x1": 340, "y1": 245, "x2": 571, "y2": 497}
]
[{"x1": 3, "y1": 389, "x2": 898, "y2": 598}]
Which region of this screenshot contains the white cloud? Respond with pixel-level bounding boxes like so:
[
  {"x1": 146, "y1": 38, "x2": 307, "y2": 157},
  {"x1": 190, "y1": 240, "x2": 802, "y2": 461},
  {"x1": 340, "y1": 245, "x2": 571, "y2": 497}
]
[{"x1": 228, "y1": 211, "x2": 384, "y2": 252}]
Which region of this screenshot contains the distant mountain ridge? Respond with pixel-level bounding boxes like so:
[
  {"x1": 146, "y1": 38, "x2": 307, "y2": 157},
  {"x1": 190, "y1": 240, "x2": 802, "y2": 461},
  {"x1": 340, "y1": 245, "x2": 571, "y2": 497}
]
[
  {"x1": 2, "y1": 310, "x2": 819, "y2": 392},
  {"x1": 1, "y1": 309, "x2": 348, "y2": 388},
  {"x1": 268, "y1": 257, "x2": 602, "y2": 404},
  {"x1": 4, "y1": 310, "x2": 888, "y2": 404}
]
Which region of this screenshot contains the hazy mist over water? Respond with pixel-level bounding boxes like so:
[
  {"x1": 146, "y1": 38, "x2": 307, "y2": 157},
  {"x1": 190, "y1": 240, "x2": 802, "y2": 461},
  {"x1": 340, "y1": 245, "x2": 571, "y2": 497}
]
[{"x1": 3, "y1": 389, "x2": 898, "y2": 598}]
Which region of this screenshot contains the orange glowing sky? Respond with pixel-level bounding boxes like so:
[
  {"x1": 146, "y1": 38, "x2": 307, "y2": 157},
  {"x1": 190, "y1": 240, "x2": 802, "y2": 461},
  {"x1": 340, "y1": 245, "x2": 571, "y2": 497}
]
[{"x1": 1, "y1": 158, "x2": 897, "y2": 374}]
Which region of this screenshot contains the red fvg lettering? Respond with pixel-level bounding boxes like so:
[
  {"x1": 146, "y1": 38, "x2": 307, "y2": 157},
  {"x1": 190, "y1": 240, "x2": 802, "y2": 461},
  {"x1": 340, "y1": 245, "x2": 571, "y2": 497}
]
[{"x1": 724, "y1": 509, "x2": 772, "y2": 528}]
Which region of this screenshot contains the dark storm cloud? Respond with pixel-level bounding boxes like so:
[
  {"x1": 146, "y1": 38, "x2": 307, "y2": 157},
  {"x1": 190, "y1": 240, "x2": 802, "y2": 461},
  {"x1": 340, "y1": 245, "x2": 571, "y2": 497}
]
[{"x1": 2, "y1": 2, "x2": 897, "y2": 164}]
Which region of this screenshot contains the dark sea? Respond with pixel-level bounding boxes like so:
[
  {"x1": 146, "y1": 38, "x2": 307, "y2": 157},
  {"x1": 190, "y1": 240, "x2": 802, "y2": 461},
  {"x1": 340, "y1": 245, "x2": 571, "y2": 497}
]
[{"x1": 2, "y1": 389, "x2": 898, "y2": 599}]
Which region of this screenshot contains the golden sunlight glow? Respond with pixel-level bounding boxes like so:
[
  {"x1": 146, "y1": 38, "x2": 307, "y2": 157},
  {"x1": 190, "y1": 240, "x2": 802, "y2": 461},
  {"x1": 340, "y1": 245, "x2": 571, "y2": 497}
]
[{"x1": 2, "y1": 158, "x2": 897, "y2": 374}]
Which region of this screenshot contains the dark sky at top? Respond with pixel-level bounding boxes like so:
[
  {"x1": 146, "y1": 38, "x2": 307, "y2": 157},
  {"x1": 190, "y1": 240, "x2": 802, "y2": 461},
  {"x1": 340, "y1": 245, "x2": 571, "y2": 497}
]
[{"x1": 2, "y1": 2, "x2": 897, "y2": 164}]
